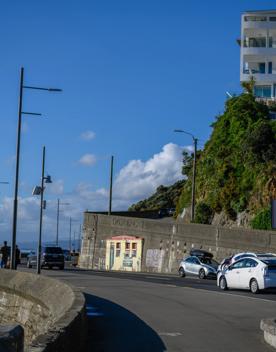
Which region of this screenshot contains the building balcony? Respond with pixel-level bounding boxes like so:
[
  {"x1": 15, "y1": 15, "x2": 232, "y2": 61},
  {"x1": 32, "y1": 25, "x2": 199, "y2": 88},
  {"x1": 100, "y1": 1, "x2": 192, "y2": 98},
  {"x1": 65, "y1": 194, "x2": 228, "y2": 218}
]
[
  {"x1": 242, "y1": 47, "x2": 276, "y2": 56},
  {"x1": 240, "y1": 72, "x2": 276, "y2": 83},
  {"x1": 243, "y1": 21, "x2": 276, "y2": 30}
]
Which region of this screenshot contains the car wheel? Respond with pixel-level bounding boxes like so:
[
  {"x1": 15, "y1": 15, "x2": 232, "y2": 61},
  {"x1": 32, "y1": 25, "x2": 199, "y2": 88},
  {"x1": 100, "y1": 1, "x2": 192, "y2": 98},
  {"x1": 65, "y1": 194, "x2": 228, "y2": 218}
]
[
  {"x1": 219, "y1": 276, "x2": 228, "y2": 290},
  {"x1": 27, "y1": 261, "x2": 32, "y2": 269},
  {"x1": 250, "y1": 279, "x2": 259, "y2": 294},
  {"x1": 199, "y1": 268, "x2": 206, "y2": 279},
  {"x1": 178, "y1": 267, "x2": 185, "y2": 277}
]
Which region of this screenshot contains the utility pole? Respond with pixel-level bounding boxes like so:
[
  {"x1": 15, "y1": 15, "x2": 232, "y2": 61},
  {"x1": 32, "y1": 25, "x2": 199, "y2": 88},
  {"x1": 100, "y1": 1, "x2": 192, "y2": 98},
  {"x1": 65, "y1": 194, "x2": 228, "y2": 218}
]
[{"x1": 108, "y1": 155, "x2": 114, "y2": 215}]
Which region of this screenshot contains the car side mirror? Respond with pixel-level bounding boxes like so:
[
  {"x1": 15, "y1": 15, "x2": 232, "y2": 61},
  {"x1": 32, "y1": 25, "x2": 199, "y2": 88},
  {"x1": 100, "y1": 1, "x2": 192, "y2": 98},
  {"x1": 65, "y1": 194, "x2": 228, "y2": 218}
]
[{"x1": 228, "y1": 266, "x2": 232, "y2": 271}]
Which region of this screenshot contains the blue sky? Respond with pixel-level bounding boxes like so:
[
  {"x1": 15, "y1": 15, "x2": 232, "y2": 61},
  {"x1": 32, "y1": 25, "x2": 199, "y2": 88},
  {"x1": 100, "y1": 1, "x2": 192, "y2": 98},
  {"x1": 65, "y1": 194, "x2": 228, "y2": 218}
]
[{"x1": 0, "y1": 0, "x2": 274, "y2": 245}]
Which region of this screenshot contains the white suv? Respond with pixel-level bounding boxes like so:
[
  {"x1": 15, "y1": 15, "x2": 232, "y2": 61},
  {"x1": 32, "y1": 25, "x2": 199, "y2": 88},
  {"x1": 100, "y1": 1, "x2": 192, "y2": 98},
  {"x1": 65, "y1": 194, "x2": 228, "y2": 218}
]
[{"x1": 217, "y1": 256, "x2": 276, "y2": 293}]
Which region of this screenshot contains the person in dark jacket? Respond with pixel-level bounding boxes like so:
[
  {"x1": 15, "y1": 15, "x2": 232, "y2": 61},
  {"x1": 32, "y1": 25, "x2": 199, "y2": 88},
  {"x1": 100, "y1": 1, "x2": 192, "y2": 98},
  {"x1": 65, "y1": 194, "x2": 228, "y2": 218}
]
[
  {"x1": 15, "y1": 245, "x2": 21, "y2": 269},
  {"x1": 0, "y1": 241, "x2": 9, "y2": 268}
]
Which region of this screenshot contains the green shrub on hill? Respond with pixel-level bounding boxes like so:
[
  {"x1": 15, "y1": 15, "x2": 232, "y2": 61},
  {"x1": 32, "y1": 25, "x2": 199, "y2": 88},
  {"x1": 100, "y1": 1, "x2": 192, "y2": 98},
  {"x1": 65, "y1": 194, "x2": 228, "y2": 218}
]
[{"x1": 177, "y1": 92, "x2": 276, "y2": 227}]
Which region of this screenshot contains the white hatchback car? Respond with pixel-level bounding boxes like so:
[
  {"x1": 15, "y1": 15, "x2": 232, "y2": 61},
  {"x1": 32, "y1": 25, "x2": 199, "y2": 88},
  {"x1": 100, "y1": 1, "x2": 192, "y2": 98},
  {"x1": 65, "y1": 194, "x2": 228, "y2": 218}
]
[{"x1": 217, "y1": 256, "x2": 276, "y2": 293}]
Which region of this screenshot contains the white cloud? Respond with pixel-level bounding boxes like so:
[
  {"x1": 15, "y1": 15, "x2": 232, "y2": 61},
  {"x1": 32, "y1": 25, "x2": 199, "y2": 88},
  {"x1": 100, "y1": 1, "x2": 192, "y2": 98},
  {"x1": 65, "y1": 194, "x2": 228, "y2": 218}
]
[
  {"x1": 80, "y1": 130, "x2": 96, "y2": 141},
  {"x1": 113, "y1": 143, "x2": 184, "y2": 201},
  {"x1": 78, "y1": 154, "x2": 97, "y2": 166},
  {"x1": 47, "y1": 179, "x2": 64, "y2": 195},
  {"x1": 0, "y1": 143, "x2": 187, "y2": 244}
]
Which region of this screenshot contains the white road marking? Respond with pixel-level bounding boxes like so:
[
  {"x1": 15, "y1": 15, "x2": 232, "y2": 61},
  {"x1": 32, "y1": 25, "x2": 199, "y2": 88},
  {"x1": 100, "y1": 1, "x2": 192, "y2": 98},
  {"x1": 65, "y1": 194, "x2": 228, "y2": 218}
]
[
  {"x1": 159, "y1": 332, "x2": 182, "y2": 337},
  {"x1": 145, "y1": 276, "x2": 171, "y2": 280},
  {"x1": 166, "y1": 284, "x2": 177, "y2": 287}
]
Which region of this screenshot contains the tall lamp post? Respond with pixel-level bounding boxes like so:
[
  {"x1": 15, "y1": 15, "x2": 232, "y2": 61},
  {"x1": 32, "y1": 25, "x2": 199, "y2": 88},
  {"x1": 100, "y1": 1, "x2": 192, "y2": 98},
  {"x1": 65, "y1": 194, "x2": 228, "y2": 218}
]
[
  {"x1": 11, "y1": 67, "x2": 62, "y2": 270},
  {"x1": 174, "y1": 129, "x2": 198, "y2": 222},
  {"x1": 32, "y1": 146, "x2": 52, "y2": 274},
  {"x1": 56, "y1": 199, "x2": 70, "y2": 246}
]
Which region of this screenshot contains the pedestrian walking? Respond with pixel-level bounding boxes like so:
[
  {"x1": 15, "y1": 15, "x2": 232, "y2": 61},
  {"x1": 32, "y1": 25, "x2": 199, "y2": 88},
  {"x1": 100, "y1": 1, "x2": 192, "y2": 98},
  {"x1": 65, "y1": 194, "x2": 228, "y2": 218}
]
[
  {"x1": 0, "y1": 241, "x2": 9, "y2": 268},
  {"x1": 15, "y1": 245, "x2": 21, "y2": 270}
]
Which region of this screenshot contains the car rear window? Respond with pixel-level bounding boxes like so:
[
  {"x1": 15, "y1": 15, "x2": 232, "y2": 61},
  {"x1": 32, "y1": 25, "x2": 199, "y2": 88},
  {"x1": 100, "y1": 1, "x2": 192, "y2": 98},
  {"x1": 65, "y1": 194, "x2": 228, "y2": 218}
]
[{"x1": 45, "y1": 247, "x2": 63, "y2": 254}]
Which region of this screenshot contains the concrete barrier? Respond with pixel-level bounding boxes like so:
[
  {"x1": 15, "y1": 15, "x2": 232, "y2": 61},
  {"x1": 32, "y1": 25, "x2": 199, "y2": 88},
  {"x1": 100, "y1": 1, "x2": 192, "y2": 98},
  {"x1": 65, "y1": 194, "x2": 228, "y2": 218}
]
[
  {"x1": 0, "y1": 270, "x2": 86, "y2": 351},
  {"x1": 261, "y1": 318, "x2": 276, "y2": 349}
]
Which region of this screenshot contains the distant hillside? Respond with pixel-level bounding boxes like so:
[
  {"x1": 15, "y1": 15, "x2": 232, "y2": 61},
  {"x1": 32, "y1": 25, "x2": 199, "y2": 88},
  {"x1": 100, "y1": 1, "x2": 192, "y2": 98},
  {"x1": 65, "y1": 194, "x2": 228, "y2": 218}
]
[{"x1": 128, "y1": 180, "x2": 185, "y2": 211}]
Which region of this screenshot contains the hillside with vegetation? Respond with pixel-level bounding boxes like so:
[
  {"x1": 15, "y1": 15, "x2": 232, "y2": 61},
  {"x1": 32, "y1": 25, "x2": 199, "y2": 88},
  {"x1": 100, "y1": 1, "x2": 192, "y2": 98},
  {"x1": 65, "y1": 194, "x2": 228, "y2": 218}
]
[
  {"x1": 177, "y1": 90, "x2": 276, "y2": 230},
  {"x1": 128, "y1": 180, "x2": 185, "y2": 211}
]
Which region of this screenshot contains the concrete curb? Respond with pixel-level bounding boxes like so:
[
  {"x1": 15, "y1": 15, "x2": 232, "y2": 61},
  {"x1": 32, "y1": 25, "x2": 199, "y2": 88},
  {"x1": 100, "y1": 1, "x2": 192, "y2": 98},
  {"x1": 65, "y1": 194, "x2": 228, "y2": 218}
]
[
  {"x1": 0, "y1": 271, "x2": 87, "y2": 352},
  {"x1": 260, "y1": 318, "x2": 276, "y2": 349}
]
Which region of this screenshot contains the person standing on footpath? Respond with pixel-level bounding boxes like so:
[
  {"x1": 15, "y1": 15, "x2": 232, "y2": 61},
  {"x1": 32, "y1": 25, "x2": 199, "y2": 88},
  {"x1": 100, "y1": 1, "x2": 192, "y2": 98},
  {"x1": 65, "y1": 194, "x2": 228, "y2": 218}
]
[{"x1": 0, "y1": 241, "x2": 9, "y2": 268}]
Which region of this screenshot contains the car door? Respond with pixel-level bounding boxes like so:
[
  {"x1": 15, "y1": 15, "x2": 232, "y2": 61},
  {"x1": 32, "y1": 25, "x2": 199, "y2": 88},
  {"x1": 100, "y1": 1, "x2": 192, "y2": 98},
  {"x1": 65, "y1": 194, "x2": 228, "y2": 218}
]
[
  {"x1": 225, "y1": 259, "x2": 246, "y2": 288},
  {"x1": 191, "y1": 257, "x2": 201, "y2": 275},
  {"x1": 184, "y1": 257, "x2": 194, "y2": 274},
  {"x1": 239, "y1": 258, "x2": 258, "y2": 289}
]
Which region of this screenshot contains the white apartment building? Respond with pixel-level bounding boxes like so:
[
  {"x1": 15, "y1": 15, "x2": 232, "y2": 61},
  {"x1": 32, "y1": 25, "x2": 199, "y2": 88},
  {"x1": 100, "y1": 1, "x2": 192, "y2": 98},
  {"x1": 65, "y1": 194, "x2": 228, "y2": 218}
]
[{"x1": 240, "y1": 10, "x2": 276, "y2": 101}]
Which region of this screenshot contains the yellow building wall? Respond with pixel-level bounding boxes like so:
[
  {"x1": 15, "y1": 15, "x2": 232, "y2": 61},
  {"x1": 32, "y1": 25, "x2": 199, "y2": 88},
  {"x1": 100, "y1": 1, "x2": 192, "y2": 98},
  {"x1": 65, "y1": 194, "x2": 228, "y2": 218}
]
[{"x1": 105, "y1": 236, "x2": 143, "y2": 272}]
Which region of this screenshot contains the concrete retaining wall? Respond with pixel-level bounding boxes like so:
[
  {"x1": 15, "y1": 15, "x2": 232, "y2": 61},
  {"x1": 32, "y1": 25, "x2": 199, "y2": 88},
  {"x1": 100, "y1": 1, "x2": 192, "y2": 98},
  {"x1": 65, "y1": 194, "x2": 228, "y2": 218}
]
[
  {"x1": 0, "y1": 270, "x2": 86, "y2": 351},
  {"x1": 79, "y1": 212, "x2": 276, "y2": 273}
]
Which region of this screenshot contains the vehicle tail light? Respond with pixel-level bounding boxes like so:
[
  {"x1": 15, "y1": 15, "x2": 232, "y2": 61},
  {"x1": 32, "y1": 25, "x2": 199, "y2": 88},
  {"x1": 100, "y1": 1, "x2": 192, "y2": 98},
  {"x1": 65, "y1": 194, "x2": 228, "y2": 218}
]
[{"x1": 263, "y1": 267, "x2": 269, "y2": 277}]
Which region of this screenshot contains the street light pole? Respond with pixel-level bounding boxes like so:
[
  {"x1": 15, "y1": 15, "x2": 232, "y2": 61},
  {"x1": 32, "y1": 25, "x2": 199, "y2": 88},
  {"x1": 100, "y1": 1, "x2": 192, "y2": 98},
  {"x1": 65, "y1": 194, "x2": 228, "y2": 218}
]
[
  {"x1": 174, "y1": 129, "x2": 198, "y2": 222},
  {"x1": 78, "y1": 224, "x2": 81, "y2": 252},
  {"x1": 11, "y1": 67, "x2": 24, "y2": 270},
  {"x1": 56, "y1": 198, "x2": 60, "y2": 246},
  {"x1": 11, "y1": 67, "x2": 62, "y2": 270},
  {"x1": 37, "y1": 146, "x2": 46, "y2": 275},
  {"x1": 108, "y1": 155, "x2": 114, "y2": 215},
  {"x1": 69, "y1": 217, "x2": 72, "y2": 252},
  {"x1": 191, "y1": 137, "x2": 198, "y2": 222}
]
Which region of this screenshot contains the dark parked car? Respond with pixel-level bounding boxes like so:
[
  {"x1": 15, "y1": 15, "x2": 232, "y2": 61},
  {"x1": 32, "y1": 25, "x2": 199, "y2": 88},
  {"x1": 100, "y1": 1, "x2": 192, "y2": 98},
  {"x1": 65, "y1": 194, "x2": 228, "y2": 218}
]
[{"x1": 27, "y1": 246, "x2": 65, "y2": 270}]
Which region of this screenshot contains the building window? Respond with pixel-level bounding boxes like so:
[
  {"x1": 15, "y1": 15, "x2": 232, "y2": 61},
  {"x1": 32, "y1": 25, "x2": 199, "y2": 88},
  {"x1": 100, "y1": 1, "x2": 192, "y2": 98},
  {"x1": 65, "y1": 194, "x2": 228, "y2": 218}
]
[
  {"x1": 258, "y1": 63, "x2": 266, "y2": 74},
  {"x1": 270, "y1": 17, "x2": 276, "y2": 21},
  {"x1": 116, "y1": 242, "x2": 121, "y2": 257},
  {"x1": 269, "y1": 62, "x2": 273, "y2": 74},
  {"x1": 125, "y1": 242, "x2": 130, "y2": 250},
  {"x1": 244, "y1": 16, "x2": 267, "y2": 22},
  {"x1": 132, "y1": 243, "x2": 137, "y2": 257},
  {"x1": 254, "y1": 85, "x2": 272, "y2": 98}
]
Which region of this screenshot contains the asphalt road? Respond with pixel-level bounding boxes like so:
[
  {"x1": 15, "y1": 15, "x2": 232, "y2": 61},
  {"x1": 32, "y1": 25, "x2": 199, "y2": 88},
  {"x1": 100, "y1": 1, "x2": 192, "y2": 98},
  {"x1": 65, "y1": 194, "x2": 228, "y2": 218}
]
[{"x1": 21, "y1": 267, "x2": 276, "y2": 352}]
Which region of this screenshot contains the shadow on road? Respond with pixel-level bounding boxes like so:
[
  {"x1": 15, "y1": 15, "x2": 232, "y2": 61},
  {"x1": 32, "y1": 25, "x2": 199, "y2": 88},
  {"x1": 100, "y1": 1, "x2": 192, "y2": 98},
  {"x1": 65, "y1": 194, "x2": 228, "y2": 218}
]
[{"x1": 84, "y1": 293, "x2": 167, "y2": 352}]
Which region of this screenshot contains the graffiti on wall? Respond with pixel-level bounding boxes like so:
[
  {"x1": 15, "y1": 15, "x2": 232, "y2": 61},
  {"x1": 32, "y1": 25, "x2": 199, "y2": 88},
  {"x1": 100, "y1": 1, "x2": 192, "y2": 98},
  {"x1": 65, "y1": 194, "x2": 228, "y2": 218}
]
[{"x1": 146, "y1": 249, "x2": 165, "y2": 271}]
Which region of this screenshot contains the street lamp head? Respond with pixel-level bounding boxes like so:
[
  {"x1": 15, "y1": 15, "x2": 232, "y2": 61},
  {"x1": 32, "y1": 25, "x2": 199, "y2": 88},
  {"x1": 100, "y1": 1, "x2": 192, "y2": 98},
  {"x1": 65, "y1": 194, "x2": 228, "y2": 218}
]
[
  {"x1": 45, "y1": 175, "x2": 52, "y2": 184},
  {"x1": 48, "y1": 88, "x2": 62, "y2": 92},
  {"x1": 32, "y1": 186, "x2": 42, "y2": 196}
]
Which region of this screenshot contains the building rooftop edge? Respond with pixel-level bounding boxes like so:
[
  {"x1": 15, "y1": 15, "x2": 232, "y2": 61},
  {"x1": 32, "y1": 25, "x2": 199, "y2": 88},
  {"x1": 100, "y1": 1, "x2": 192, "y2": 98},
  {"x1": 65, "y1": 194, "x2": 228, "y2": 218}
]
[{"x1": 243, "y1": 10, "x2": 276, "y2": 14}]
